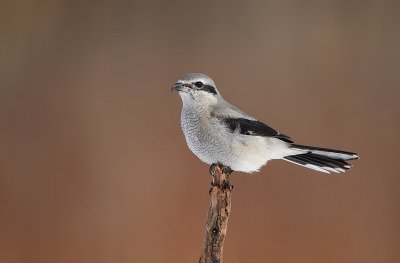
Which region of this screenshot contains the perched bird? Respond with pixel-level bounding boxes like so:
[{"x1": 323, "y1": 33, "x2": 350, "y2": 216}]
[{"x1": 172, "y1": 73, "x2": 358, "y2": 174}]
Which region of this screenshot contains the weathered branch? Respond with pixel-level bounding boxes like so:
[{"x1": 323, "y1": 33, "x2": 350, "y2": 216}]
[{"x1": 199, "y1": 164, "x2": 233, "y2": 263}]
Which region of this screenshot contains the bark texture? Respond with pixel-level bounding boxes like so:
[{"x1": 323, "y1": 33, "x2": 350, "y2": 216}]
[{"x1": 199, "y1": 164, "x2": 233, "y2": 263}]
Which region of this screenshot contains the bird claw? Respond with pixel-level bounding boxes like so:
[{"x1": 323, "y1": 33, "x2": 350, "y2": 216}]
[
  {"x1": 222, "y1": 166, "x2": 233, "y2": 175},
  {"x1": 209, "y1": 163, "x2": 233, "y2": 176},
  {"x1": 209, "y1": 163, "x2": 219, "y2": 176}
]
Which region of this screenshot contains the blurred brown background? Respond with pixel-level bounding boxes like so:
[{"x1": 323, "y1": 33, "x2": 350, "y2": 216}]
[{"x1": 1, "y1": 1, "x2": 399, "y2": 262}]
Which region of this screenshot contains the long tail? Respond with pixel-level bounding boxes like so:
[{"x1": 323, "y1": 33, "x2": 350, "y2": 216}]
[{"x1": 283, "y1": 144, "x2": 359, "y2": 174}]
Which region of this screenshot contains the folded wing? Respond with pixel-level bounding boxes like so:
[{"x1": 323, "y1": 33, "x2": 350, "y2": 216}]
[{"x1": 222, "y1": 117, "x2": 293, "y2": 143}]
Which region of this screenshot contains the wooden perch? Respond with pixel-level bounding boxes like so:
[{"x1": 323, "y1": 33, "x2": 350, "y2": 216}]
[{"x1": 199, "y1": 164, "x2": 233, "y2": 263}]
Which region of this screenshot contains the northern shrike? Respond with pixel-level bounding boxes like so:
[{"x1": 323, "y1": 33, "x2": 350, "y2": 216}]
[{"x1": 172, "y1": 73, "x2": 358, "y2": 173}]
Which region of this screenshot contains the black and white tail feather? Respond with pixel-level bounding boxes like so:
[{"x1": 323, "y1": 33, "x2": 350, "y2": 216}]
[{"x1": 284, "y1": 144, "x2": 359, "y2": 174}]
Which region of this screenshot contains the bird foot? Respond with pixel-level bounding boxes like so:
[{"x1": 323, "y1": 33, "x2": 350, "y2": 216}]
[{"x1": 209, "y1": 163, "x2": 233, "y2": 176}]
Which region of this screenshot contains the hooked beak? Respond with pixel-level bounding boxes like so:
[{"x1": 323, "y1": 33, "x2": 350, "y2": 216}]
[{"x1": 171, "y1": 83, "x2": 191, "y2": 92}]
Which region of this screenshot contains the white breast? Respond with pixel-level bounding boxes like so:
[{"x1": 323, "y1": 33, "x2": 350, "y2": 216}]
[{"x1": 179, "y1": 103, "x2": 291, "y2": 173}]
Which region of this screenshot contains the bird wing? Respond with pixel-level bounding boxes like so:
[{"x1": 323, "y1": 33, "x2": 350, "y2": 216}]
[
  {"x1": 221, "y1": 118, "x2": 293, "y2": 143},
  {"x1": 210, "y1": 100, "x2": 293, "y2": 143}
]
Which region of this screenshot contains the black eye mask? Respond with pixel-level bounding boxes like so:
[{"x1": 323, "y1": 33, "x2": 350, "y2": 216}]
[{"x1": 192, "y1": 81, "x2": 217, "y2": 95}]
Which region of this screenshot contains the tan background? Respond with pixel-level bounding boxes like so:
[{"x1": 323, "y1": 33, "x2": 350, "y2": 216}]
[{"x1": 1, "y1": 1, "x2": 399, "y2": 262}]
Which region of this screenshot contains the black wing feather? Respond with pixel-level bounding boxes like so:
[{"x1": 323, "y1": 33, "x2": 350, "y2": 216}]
[{"x1": 223, "y1": 118, "x2": 293, "y2": 143}]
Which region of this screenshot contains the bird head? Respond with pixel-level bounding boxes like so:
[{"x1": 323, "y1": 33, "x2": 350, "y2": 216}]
[{"x1": 172, "y1": 73, "x2": 220, "y2": 107}]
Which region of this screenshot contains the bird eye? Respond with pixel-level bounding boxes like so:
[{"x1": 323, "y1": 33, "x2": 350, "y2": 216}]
[{"x1": 194, "y1": 81, "x2": 203, "y2": 88}]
